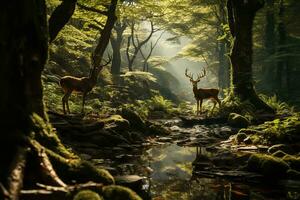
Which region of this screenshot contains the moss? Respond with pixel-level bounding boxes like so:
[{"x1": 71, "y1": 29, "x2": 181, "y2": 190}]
[
  {"x1": 102, "y1": 185, "x2": 142, "y2": 200},
  {"x1": 228, "y1": 113, "x2": 249, "y2": 128},
  {"x1": 102, "y1": 115, "x2": 130, "y2": 131},
  {"x1": 119, "y1": 108, "x2": 146, "y2": 130},
  {"x1": 73, "y1": 190, "x2": 103, "y2": 200},
  {"x1": 31, "y1": 113, "x2": 74, "y2": 158},
  {"x1": 250, "y1": 134, "x2": 261, "y2": 144},
  {"x1": 272, "y1": 150, "x2": 287, "y2": 158},
  {"x1": 146, "y1": 121, "x2": 170, "y2": 135},
  {"x1": 247, "y1": 154, "x2": 290, "y2": 178},
  {"x1": 45, "y1": 147, "x2": 114, "y2": 185},
  {"x1": 235, "y1": 132, "x2": 247, "y2": 144},
  {"x1": 282, "y1": 155, "x2": 300, "y2": 171},
  {"x1": 286, "y1": 169, "x2": 300, "y2": 180},
  {"x1": 238, "y1": 128, "x2": 260, "y2": 135}
]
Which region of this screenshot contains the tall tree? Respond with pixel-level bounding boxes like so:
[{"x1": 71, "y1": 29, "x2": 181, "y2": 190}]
[
  {"x1": 92, "y1": 0, "x2": 118, "y2": 70},
  {"x1": 49, "y1": 0, "x2": 78, "y2": 42},
  {"x1": 0, "y1": 1, "x2": 49, "y2": 198},
  {"x1": 275, "y1": 0, "x2": 288, "y2": 92},
  {"x1": 126, "y1": 21, "x2": 155, "y2": 71},
  {"x1": 261, "y1": 0, "x2": 276, "y2": 92},
  {"x1": 110, "y1": 21, "x2": 127, "y2": 74},
  {"x1": 227, "y1": 0, "x2": 274, "y2": 113}
]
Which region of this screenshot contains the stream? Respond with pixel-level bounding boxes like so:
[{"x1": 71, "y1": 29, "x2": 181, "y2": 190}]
[
  {"x1": 51, "y1": 113, "x2": 300, "y2": 200},
  {"x1": 88, "y1": 120, "x2": 300, "y2": 200}
]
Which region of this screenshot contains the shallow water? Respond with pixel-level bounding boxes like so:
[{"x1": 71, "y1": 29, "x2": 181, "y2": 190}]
[{"x1": 96, "y1": 143, "x2": 300, "y2": 200}]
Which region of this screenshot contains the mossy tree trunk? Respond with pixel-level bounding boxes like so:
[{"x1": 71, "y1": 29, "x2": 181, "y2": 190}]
[
  {"x1": 227, "y1": 0, "x2": 274, "y2": 113},
  {"x1": 0, "y1": 0, "x2": 48, "y2": 198}
]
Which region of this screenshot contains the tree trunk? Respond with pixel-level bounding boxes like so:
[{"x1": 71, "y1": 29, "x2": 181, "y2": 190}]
[
  {"x1": 276, "y1": 0, "x2": 287, "y2": 93},
  {"x1": 0, "y1": 0, "x2": 48, "y2": 198},
  {"x1": 218, "y1": 40, "x2": 230, "y2": 92},
  {"x1": 262, "y1": 0, "x2": 276, "y2": 92},
  {"x1": 227, "y1": 0, "x2": 274, "y2": 113},
  {"x1": 92, "y1": 0, "x2": 118, "y2": 70},
  {"x1": 217, "y1": 0, "x2": 230, "y2": 93},
  {"x1": 49, "y1": 0, "x2": 78, "y2": 43},
  {"x1": 110, "y1": 22, "x2": 126, "y2": 75}
]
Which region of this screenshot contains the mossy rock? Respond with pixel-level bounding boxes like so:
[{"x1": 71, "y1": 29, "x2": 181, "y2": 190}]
[
  {"x1": 247, "y1": 154, "x2": 290, "y2": 178},
  {"x1": 103, "y1": 115, "x2": 130, "y2": 131},
  {"x1": 119, "y1": 108, "x2": 146, "y2": 130},
  {"x1": 287, "y1": 169, "x2": 300, "y2": 180},
  {"x1": 282, "y1": 155, "x2": 300, "y2": 171},
  {"x1": 102, "y1": 185, "x2": 142, "y2": 200},
  {"x1": 228, "y1": 113, "x2": 249, "y2": 128},
  {"x1": 268, "y1": 144, "x2": 290, "y2": 154},
  {"x1": 73, "y1": 190, "x2": 103, "y2": 200},
  {"x1": 46, "y1": 147, "x2": 114, "y2": 184},
  {"x1": 238, "y1": 128, "x2": 261, "y2": 135},
  {"x1": 272, "y1": 150, "x2": 287, "y2": 158},
  {"x1": 146, "y1": 121, "x2": 170, "y2": 135},
  {"x1": 235, "y1": 132, "x2": 247, "y2": 144}
]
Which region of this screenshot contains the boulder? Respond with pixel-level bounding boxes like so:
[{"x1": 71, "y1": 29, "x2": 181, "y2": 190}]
[
  {"x1": 73, "y1": 190, "x2": 103, "y2": 200},
  {"x1": 228, "y1": 113, "x2": 249, "y2": 128},
  {"x1": 247, "y1": 154, "x2": 290, "y2": 178},
  {"x1": 119, "y1": 108, "x2": 146, "y2": 130},
  {"x1": 103, "y1": 115, "x2": 130, "y2": 132}
]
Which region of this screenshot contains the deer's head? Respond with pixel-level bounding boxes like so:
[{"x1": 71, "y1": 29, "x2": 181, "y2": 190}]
[{"x1": 185, "y1": 68, "x2": 206, "y2": 88}]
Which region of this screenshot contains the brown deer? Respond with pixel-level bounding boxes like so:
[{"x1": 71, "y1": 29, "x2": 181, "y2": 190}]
[
  {"x1": 60, "y1": 56, "x2": 111, "y2": 114},
  {"x1": 185, "y1": 68, "x2": 221, "y2": 115}
]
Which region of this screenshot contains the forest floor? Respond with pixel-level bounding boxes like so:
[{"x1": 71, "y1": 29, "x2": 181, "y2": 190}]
[{"x1": 48, "y1": 110, "x2": 300, "y2": 200}]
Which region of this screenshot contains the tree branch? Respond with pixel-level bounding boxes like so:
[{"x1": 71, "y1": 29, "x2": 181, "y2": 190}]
[{"x1": 77, "y1": 3, "x2": 108, "y2": 16}]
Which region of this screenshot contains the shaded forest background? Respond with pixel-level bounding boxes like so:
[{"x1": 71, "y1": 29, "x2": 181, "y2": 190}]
[{"x1": 44, "y1": 0, "x2": 300, "y2": 115}]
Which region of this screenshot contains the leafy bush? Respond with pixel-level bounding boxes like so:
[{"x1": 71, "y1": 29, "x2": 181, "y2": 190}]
[{"x1": 259, "y1": 94, "x2": 295, "y2": 115}]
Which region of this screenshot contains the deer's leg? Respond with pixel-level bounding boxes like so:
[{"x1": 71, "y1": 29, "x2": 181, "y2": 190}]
[
  {"x1": 196, "y1": 100, "x2": 199, "y2": 115},
  {"x1": 82, "y1": 93, "x2": 87, "y2": 113},
  {"x1": 65, "y1": 92, "x2": 71, "y2": 114},
  {"x1": 217, "y1": 98, "x2": 221, "y2": 108},
  {"x1": 62, "y1": 94, "x2": 66, "y2": 114},
  {"x1": 200, "y1": 99, "x2": 203, "y2": 114},
  {"x1": 212, "y1": 100, "x2": 217, "y2": 112}
]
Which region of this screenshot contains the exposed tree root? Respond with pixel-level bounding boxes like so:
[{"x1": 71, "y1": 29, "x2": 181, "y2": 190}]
[
  {"x1": 6, "y1": 146, "x2": 27, "y2": 200},
  {"x1": 30, "y1": 140, "x2": 67, "y2": 187},
  {"x1": 20, "y1": 182, "x2": 103, "y2": 200}
]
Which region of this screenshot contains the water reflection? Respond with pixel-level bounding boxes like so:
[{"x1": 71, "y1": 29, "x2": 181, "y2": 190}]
[
  {"x1": 94, "y1": 143, "x2": 300, "y2": 200},
  {"x1": 144, "y1": 144, "x2": 299, "y2": 200}
]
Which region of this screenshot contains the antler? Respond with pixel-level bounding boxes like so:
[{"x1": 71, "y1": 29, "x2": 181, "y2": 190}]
[
  {"x1": 100, "y1": 54, "x2": 112, "y2": 67},
  {"x1": 185, "y1": 68, "x2": 194, "y2": 80},
  {"x1": 195, "y1": 68, "x2": 206, "y2": 82}
]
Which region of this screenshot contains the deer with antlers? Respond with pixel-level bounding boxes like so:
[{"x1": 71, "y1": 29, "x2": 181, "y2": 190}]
[
  {"x1": 60, "y1": 56, "x2": 112, "y2": 114},
  {"x1": 185, "y1": 68, "x2": 221, "y2": 115}
]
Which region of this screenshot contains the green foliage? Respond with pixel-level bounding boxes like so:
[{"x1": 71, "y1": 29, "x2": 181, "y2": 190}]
[
  {"x1": 147, "y1": 95, "x2": 174, "y2": 113},
  {"x1": 121, "y1": 71, "x2": 157, "y2": 83},
  {"x1": 241, "y1": 113, "x2": 300, "y2": 145},
  {"x1": 217, "y1": 90, "x2": 256, "y2": 120},
  {"x1": 259, "y1": 94, "x2": 295, "y2": 115}
]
